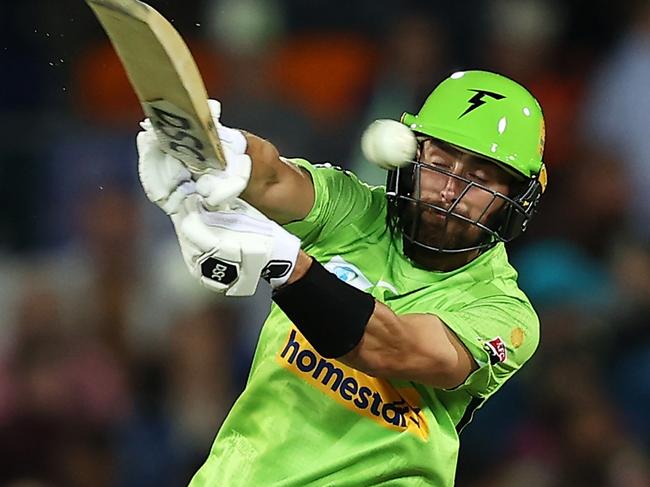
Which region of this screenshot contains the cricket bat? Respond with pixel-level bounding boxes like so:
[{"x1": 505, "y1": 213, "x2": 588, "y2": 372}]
[{"x1": 85, "y1": 0, "x2": 226, "y2": 173}]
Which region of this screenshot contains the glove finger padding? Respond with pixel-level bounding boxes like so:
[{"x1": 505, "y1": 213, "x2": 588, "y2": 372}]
[
  {"x1": 137, "y1": 126, "x2": 195, "y2": 215},
  {"x1": 216, "y1": 125, "x2": 247, "y2": 153},
  {"x1": 207, "y1": 99, "x2": 222, "y2": 120},
  {"x1": 195, "y1": 147, "x2": 252, "y2": 208},
  {"x1": 136, "y1": 98, "x2": 251, "y2": 214},
  {"x1": 207, "y1": 98, "x2": 247, "y2": 154},
  {"x1": 139, "y1": 118, "x2": 153, "y2": 131}
]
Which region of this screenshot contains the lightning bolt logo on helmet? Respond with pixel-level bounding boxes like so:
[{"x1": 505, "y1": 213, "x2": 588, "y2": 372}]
[{"x1": 459, "y1": 89, "x2": 506, "y2": 118}]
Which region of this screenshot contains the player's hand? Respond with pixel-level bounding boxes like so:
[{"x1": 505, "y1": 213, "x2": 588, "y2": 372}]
[
  {"x1": 194, "y1": 99, "x2": 252, "y2": 208},
  {"x1": 175, "y1": 195, "x2": 301, "y2": 296},
  {"x1": 137, "y1": 121, "x2": 197, "y2": 215},
  {"x1": 136, "y1": 99, "x2": 252, "y2": 213}
]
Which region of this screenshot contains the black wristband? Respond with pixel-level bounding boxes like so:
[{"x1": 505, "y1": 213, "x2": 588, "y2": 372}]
[{"x1": 272, "y1": 259, "x2": 375, "y2": 358}]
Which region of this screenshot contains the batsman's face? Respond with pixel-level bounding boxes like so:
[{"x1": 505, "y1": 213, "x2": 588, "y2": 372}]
[{"x1": 404, "y1": 139, "x2": 514, "y2": 251}]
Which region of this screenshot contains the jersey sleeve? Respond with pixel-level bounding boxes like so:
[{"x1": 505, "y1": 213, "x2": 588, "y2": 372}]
[
  {"x1": 434, "y1": 296, "x2": 540, "y2": 398},
  {"x1": 282, "y1": 158, "x2": 385, "y2": 249}
]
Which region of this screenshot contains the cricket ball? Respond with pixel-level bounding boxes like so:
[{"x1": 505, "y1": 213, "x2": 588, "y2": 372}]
[{"x1": 361, "y1": 119, "x2": 417, "y2": 169}]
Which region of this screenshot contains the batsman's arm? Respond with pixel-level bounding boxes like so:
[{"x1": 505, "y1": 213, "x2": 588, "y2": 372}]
[
  {"x1": 279, "y1": 252, "x2": 478, "y2": 389},
  {"x1": 239, "y1": 133, "x2": 315, "y2": 224},
  {"x1": 341, "y1": 304, "x2": 477, "y2": 389}
]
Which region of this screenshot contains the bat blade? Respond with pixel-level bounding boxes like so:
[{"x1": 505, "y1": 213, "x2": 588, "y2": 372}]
[{"x1": 85, "y1": 0, "x2": 226, "y2": 173}]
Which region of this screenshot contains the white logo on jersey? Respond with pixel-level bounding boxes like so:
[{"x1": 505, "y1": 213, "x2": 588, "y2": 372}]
[
  {"x1": 324, "y1": 256, "x2": 399, "y2": 295},
  {"x1": 324, "y1": 256, "x2": 373, "y2": 291}
]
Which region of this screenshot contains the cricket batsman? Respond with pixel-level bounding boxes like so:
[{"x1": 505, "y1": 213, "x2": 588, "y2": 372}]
[{"x1": 136, "y1": 70, "x2": 547, "y2": 486}]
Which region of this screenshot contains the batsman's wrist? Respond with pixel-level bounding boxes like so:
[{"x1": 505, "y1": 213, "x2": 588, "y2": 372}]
[
  {"x1": 271, "y1": 258, "x2": 375, "y2": 358},
  {"x1": 263, "y1": 230, "x2": 302, "y2": 289},
  {"x1": 284, "y1": 251, "x2": 313, "y2": 286}
]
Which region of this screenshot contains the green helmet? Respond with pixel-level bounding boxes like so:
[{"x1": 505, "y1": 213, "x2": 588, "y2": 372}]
[
  {"x1": 401, "y1": 70, "x2": 545, "y2": 179},
  {"x1": 387, "y1": 70, "x2": 547, "y2": 254}
]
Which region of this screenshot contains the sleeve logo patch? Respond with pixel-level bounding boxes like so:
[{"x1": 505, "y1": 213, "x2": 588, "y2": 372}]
[
  {"x1": 511, "y1": 327, "x2": 525, "y2": 349},
  {"x1": 484, "y1": 336, "x2": 507, "y2": 364},
  {"x1": 324, "y1": 256, "x2": 373, "y2": 291}
]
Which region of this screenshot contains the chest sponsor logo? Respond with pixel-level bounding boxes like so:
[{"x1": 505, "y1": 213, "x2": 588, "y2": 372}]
[{"x1": 277, "y1": 328, "x2": 429, "y2": 439}]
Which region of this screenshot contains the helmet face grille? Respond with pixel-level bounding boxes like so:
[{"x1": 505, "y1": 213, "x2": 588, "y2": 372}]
[{"x1": 386, "y1": 160, "x2": 542, "y2": 254}]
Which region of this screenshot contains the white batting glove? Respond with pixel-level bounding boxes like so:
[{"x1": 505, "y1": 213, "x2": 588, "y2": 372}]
[
  {"x1": 197, "y1": 99, "x2": 252, "y2": 207},
  {"x1": 175, "y1": 196, "x2": 300, "y2": 296},
  {"x1": 136, "y1": 99, "x2": 252, "y2": 214},
  {"x1": 137, "y1": 121, "x2": 196, "y2": 215}
]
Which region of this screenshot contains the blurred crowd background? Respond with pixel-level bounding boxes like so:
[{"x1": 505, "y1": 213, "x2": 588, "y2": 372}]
[{"x1": 1, "y1": 0, "x2": 649, "y2": 485}]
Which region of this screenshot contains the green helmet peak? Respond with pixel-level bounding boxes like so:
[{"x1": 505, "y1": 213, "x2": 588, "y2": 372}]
[{"x1": 401, "y1": 70, "x2": 545, "y2": 180}]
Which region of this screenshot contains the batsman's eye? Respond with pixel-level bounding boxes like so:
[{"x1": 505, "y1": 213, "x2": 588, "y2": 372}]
[
  {"x1": 431, "y1": 160, "x2": 451, "y2": 170},
  {"x1": 468, "y1": 172, "x2": 487, "y2": 183}
]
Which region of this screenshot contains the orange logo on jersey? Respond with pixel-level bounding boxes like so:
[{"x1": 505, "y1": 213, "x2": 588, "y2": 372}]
[{"x1": 277, "y1": 328, "x2": 429, "y2": 440}]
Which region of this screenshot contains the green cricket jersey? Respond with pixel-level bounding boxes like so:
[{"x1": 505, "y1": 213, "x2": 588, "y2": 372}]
[{"x1": 190, "y1": 159, "x2": 539, "y2": 486}]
